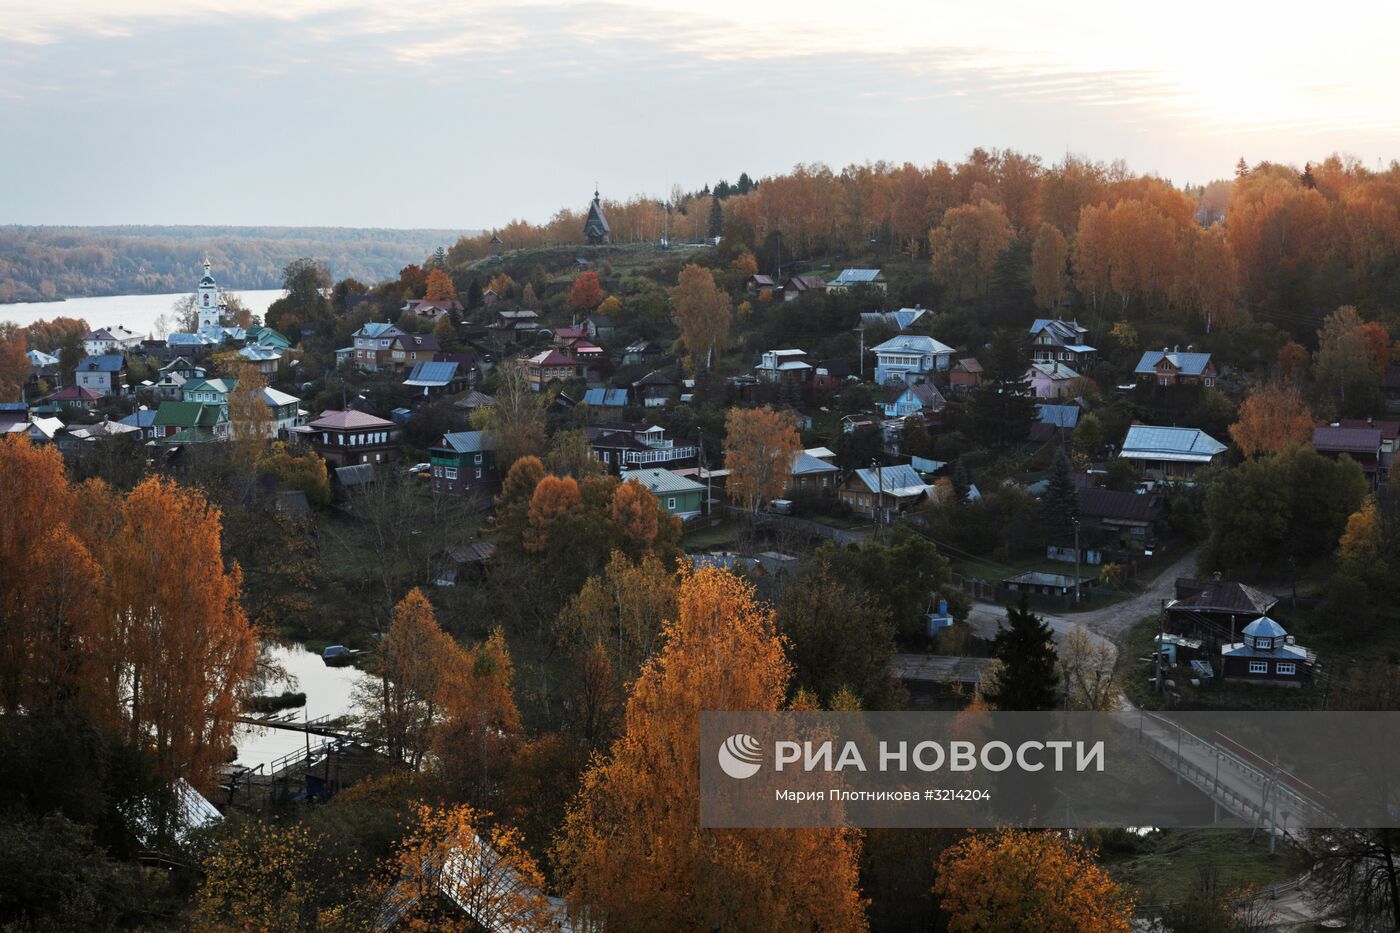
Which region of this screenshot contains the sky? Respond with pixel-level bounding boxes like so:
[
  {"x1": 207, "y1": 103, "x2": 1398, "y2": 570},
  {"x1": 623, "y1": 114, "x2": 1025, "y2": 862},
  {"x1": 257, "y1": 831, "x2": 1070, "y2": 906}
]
[{"x1": 3, "y1": 0, "x2": 1399, "y2": 229}]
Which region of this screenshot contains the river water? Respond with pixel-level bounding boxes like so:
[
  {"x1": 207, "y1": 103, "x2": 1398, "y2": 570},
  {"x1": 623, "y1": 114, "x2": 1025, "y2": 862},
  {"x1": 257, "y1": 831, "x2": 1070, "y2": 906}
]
[
  {"x1": 0, "y1": 289, "x2": 285, "y2": 341},
  {"x1": 231, "y1": 643, "x2": 366, "y2": 774}
]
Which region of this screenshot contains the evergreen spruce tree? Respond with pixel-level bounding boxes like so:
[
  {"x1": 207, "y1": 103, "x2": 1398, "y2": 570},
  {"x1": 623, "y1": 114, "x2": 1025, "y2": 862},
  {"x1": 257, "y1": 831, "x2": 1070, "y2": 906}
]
[
  {"x1": 987, "y1": 596, "x2": 1060, "y2": 710},
  {"x1": 968, "y1": 330, "x2": 1035, "y2": 448},
  {"x1": 952, "y1": 462, "x2": 971, "y2": 506},
  {"x1": 707, "y1": 195, "x2": 724, "y2": 241},
  {"x1": 1043, "y1": 447, "x2": 1080, "y2": 541}
]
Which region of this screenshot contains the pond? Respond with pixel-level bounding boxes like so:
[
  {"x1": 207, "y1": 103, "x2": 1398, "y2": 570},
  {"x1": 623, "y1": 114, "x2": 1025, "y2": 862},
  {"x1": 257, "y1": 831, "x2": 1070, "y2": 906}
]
[{"x1": 231, "y1": 643, "x2": 366, "y2": 774}]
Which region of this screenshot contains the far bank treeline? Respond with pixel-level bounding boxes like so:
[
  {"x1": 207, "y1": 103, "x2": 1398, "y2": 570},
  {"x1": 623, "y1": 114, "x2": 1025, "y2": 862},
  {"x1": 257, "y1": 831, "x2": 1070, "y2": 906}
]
[
  {"x1": 447, "y1": 153, "x2": 1400, "y2": 335},
  {"x1": 0, "y1": 225, "x2": 477, "y2": 303}
]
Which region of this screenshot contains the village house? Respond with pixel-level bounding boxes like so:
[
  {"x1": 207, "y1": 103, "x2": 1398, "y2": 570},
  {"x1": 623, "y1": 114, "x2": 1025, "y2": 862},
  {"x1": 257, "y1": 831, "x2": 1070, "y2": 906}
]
[
  {"x1": 118, "y1": 407, "x2": 161, "y2": 441},
  {"x1": 182, "y1": 377, "x2": 236, "y2": 415},
  {"x1": 263, "y1": 387, "x2": 304, "y2": 434},
  {"x1": 632, "y1": 371, "x2": 676, "y2": 408},
  {"x1": 404, "y1": 361, "x2": 471, "y2": 399},
  {"x1": 755, "y1": 349, "x2": 812, "y2": 384},
  {"x1": 520, "y1": 350, "x2": 580, "y2": 391},
  {"x1": 245, "y1": 326, "x2": 292, "y2": 351},
  {"x1": 826, "y1": 268, "x2": 886, "y2": 293},
  {"x1": 882, "y1": 381, "x2": 945, "y2": 418},
  {"x1": 552, "y1": 326, "x2": 586, "y2": 348},
  {"x1": 83, "y1": 325, "x2": 142, "y2": 356},
  {"x1": 351, "y1": 322, "x2": 404, "y2": 372},
  {"x1": 75, "y1": 354, "x2": 127, "y2": 396},
  {"x1": 812, "y1": 358, "x2": 852, "y2": 391},
  {"x1": 389, "y1": 332, "x2": 440, "y2": 372},
  {"x1": 1221, "y1": 617, "x2": 1312, "y2": 686},
  {"x1": 623, "y1": 339, "x2": 663, "y2": 367},
  {"x1": 619, "y1": 467, "x2": 706, "y2": 519},
  {"x1": 152, "y1": 401, "x2": 227, "y2": 443},
  {"x1": 582, "y1": 313, "x2": 615, "y2": 343},
  {"x1": 839, "y1": 463, "x2": 932, "y2": 520},
  {"x1": 429, "y1": 430, "x2": 499, "y2": 497},
  {"x1": 859, "y1": 307, "x2": 929, "y2": 332},
  {"x1": 1168, "y1": 575, "x2": 1279, "y2": 643},
  {"x1": 49, "y1": 385, "x2": 105, "y2": 412},
  {"x1": 1119, "y1": 424, "x2": 1227, "y2": 484},
  {"x1": 871, "y1": 335, "x2": 956, "y2": 385},
  {"x1": 587, "y1": 423, "x2": 698, "y2": 474},
  {"x1": 1000, "y1": 570, "x2": 1096, "y2": 603},
  {"x1": 1135, "y1": 347, "x2": 1217, "y2": 387},
  {"x1": 305, "y1": 409, "x2": 399, "y2": 467},
  {"x1": 582, "y1": 387, "x2": 629, "y2": 421},
  {"x1": 1077, "y1": 487, "x2": 1165, "y2": 557},
  {"x1": 783, "y1": 275, "x2": 826, "y2": 301},
  {"x1": 1025, "y1": 361, "x2": 1082, "y2": 399},
  {"x1": 787, "y1": 449, "x2": 841, "y2": 495},
  {"x1": 746, "y1": 273, "x2": 776, "y2": 293},
  {"x1": 1312, "y1": 424, "x2": 1384, "y2": 483},
  {"x1": 490, "y1": 309, "x2": 542, "y2": 343},
  {"x1": 238, "y1": 345, "x2": 281, "y2": 376},
  {"x1": 1028, "y1": 319, "x2": 1096, "y2": 365},
  {"x1": 1028, "y1": 403, "x2": 1080, "y2": 444},
  {"x1": 400, "y1": 298, "x2": 463, "y2": 322},
  {"x1": 948, "y1": 358, "x2": 983, "y2": 392}
]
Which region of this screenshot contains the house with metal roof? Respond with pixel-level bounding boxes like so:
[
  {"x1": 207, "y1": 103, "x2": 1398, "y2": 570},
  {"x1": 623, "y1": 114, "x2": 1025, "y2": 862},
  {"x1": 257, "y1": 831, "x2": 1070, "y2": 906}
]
[
  {"x1": 1312, "y1": 424, "x2": 1383, "y2": 481},
  {"x1": 788, "y1": 449, "x2": 841, "y2": 495},
  {"x1": 75, "y1": 354, "x2": 127, "y2": 396},
  {"x1": 182, "y1": 377, "x2": 237, "y2": 411},
  {"x1": 948, "y1": 357, "x2": 984, "y2": 392},
  {"x1": 583, "y1": 387, "x2": 630, "y2": 422},
  {"x1": 1119, "y1": 424, "x2": 1227, "y2": 483},
  {"x1": 755, "y1": 349, "x2": 812, "y2": 384},
  {"x1": 520, "y1": 350, "x2": 579, "y2": 392},
  {"x1": 840, "y1": 463, "x2": 932, "y2": 519},
  {"x1": 48, "y1": 384, "x2": 105, "y2": 410},
  {"x1": 305, "y1": 409, "x2": 399, "y2": 467},
  {"x1": 389, "y1": 332, "x2": 440, "y2": 372},
  {"x1": 826, "y1": 268, "x2": 886, "y2": 293},
  {"x1": 351, "y1": 322, "x2": 405, "y2": 372},
  {"x1": 1167, "y1": 574, "x2": 1279, "y2": 641},
  {"x1": 871, "y1": 335, "x2": 956, "y2": 385},
  {"x1": 1000, "y1": 569, "x2": 1097, "y2": 602},
  {"x1": 262, "y1": 387, "x2": 304, "y2": 434},
  {"x1": 1221, "y1": 617, "x2": 1312, "y2": 685},
  {"x1": 152, "y1": 401, "x2": 227, "y2": 442},
  {"x1": 883, "y1": 381, "x2": 946, "y2": 418},
  {"x1": 783, "y1": 275, "x2": 826, "y2": 301},
  {"x1": 430, "y1": 430, "x2": 499, "y2": 497},
  {"x1": 118, "y1": 407, "x2": 161, "y2": 440},
  {"x1": 631, "y1": 371, "x2": 675, "y2": 408},
  {"x1": 859, "y1": 307, "x2": 929, "y2": 332},
  {"x1": 1135, "y1": 348, "x2": 1218, "y2": 387},
  {"x1": 1028, "y1": 319, "x2": 1096, "y2": 364},
  {"x1": 1078, "y1": 487, "x2": 1165, "y2": 555},
  {"x1": 620, "y1": 467, "x2": 706, "y2": 518},
  {"x1": 587, "y1": 424, "x2": 698, "y2": 474},
  {"x1": 404, "y1": 360, "x2": 468, "y2": 398},
  {"x1": 1025, "y1": 361, "x2": 1081, "y2": 399}
]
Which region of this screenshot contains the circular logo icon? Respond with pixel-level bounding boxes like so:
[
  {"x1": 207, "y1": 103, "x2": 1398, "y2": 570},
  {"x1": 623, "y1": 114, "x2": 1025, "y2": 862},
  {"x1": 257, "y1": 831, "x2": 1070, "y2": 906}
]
[{"x1": 718, "y1": 733, "x2": 763, "y2": 779}]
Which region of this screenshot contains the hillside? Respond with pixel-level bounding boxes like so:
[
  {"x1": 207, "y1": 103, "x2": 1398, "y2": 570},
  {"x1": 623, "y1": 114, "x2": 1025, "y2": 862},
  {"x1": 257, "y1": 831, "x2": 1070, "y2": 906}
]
[{"x1": 0, "y1": 225, "x2": 479, "y2": 302}]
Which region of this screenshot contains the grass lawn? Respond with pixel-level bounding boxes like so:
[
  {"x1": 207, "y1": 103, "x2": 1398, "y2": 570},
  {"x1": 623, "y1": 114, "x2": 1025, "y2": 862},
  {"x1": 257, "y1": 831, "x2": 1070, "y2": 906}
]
[{"x1": 1103, "y1": 829, "x2": 1303, "y2": 908}]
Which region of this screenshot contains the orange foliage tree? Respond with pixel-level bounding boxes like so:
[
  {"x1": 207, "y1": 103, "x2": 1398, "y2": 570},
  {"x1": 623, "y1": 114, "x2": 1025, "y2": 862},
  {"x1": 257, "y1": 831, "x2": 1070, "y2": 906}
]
[
  {"x1": 358, "y1": 588, "x2": 460, "y2": 770},
  {"x1": 0, "y1": 323, "x2": 27, "y2": 402},
  {"x1": 1229, "y1": 382, "x2": 1315, "y2": 458},
  {"x1": 553, "y1": 566, "x2": 867, "y2": 930},
  {"x1": 1277, "y1": 340, "x2": 1310, "y2": 382},
  {"x1": 568, "y1": 271, "x2": 605, "y2": 312},
  {"x1": 934, "y1": 829, "x2": 1134, "y2": 932},
  {"x1": 523, "y1": 475, "x2": 583, "y2": 552},
  {"x1": 1031, "y1": 223, "x2": 1068, "y2": 310},
  {"x1": 101, "y1": 476, "x2": 258, "y2": 789},
  {"x1": 433, "y1": 629, "x2": 521, "y2": 803},
  {"x1": 929, "y1": 199, "x2": 1014, "y2": 301},
  {"x1": 425, "y1": 267, "x2": 456, "y2": 301},
  {"x1": 671, "y1": 264, "x2": 732, "y2": 370},
  {"x1": 724, "y1": 406, "x2": 803, "y2": 513}
]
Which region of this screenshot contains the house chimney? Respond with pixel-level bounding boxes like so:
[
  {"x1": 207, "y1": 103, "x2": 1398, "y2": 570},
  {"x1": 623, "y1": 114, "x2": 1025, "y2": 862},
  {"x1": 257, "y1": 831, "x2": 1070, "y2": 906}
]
[
  {"x1": 1187, "y1": 344, "x2": 1194, "y2": 351},
  {"x1": 1212, "y1": 571, "x2": 1222, "y2": 581},
  {"x1": 1173, "y1": 344, "x2": 1180, "y2": 353},
  {"x1": 1162, "y1": 346, "x2": 1169, "y2": 354}
]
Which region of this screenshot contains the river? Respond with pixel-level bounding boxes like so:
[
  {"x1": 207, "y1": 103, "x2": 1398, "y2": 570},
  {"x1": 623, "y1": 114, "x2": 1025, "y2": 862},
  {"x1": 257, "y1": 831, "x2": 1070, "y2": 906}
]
[
  {"x1": 0, "y1": 289, "x2": 285, "y2": 341},
  {"x1": 232, "y1": 643, "x2": 366, "y2": 774}
]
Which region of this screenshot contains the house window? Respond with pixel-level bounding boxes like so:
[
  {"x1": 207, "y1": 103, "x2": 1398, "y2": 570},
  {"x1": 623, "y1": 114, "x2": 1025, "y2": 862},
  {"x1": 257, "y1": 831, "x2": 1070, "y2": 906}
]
[
  {"x1": 474, "y1": 454, "x2": 483, "y2": 464},
  {"x1": 475, "y1": 468, "x2": 482, "y2": 479},
  {"x1": 667, "y1": 497, "x2": 676, "y2": 510},
  {"x1": 445, "y1": 467, "x2": 457, "y2": 480},
  {"x1": 1248, "y1": 661, "x2": 1268, "y2": 674},
  {"x1": 1255, "y1": 637, "x2": 1272, "y2": 649},
  {"x1": 1276, "y1": 662, "x2": 1296, "y2": 675}
]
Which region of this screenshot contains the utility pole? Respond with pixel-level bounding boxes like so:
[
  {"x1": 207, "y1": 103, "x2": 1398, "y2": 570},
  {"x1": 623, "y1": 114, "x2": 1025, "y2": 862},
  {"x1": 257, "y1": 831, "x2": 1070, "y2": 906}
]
[
  {"x1": 872, "y1": 458, "x2": 883, "y2": 538},
  {"x1": 855, "y1": 325, "x2": 865, "y2": 379},
  {"x1": 1073, "y1": 518, "x2": 1081, "y2": 607},
  {"x1": 1156, "y1": 598, "x2": 1166, "y2": 695},
  {"x1": 698, "y1": 428, "x2": 711, "y2": 519}
]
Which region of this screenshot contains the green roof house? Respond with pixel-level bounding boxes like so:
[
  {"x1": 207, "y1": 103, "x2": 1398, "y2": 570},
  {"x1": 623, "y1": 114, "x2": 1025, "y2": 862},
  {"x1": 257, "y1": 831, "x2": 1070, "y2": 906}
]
[
  {"x1": 619, "y1": 467, "x2": 706, "y2": 519},
  {"x1": 153, "y1": 401, "x2": 228, "y2": 443}
]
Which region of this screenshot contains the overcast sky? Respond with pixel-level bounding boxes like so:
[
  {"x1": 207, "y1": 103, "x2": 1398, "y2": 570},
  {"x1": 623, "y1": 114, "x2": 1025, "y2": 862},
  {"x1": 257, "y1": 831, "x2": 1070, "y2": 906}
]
[{"x1": 4, "y1": 1, "x2": 1398, "y2": 229}]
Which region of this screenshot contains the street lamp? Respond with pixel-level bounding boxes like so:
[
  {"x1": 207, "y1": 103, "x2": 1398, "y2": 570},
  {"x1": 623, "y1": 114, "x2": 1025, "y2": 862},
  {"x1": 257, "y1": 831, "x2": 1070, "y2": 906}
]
[{"x1": 1072, "y1": 517, "x2": 1082, "y2": 607}]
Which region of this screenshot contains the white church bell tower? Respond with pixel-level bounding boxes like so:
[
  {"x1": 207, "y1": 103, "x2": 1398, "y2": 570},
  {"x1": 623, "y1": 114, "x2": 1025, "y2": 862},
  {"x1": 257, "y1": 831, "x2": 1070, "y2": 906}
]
[{"x1": 197, "y1": 258, "x2": 223, "y2": 329}]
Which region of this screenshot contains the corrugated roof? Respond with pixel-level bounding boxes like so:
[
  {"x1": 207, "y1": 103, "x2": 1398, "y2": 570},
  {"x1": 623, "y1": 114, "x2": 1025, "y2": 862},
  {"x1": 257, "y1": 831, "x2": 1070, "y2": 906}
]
[
  {"x1": 620, "y1": 467, "x2": 705, "y2": 495},
  {"x1": 851, "y1": 463, "x2": 929, "y2": 496},
  {"x1": 404, "y1": 361, "x2": 460, "y2": 387},
  {"x1": 1312, "y1": 425, "x2": 1381, "y2": 452},
  {"x1": 583, "y1": 388, "x2": 629, "y2": 406},
  {"x1": 436, "y1": 430, "x2": 496, "y2": 454},
  {"x1": 1120, "y1": 425, "x2": 1226, "y2": 461},
  {"x1": 870, "y1": 335, "x2": 955, "y2": 356},
  {"x1": 262, "y1": 387, "x2": 300, "y2": 406},
  {"x1": 1135, "y1": 350, "x2": 1213, "y2": 376},
  {"x1": 154, "y1": 401, "x2": 222, "y2": 427},
  {"x1": 82, "y1": 354, "x2": 125, "y2": 372},
  {"x1": 309, "y1": 409, "x2": 395, "y2": 430},
  {"x1": 1036, "y1": 404, "x2": 1081, "y2": 428},
  {"x1": 790, "y1": 451, "x2": 839, "y2": 476},
  {"x1": 831, "y1": 268, "x2": 882, "y2": 284}
]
